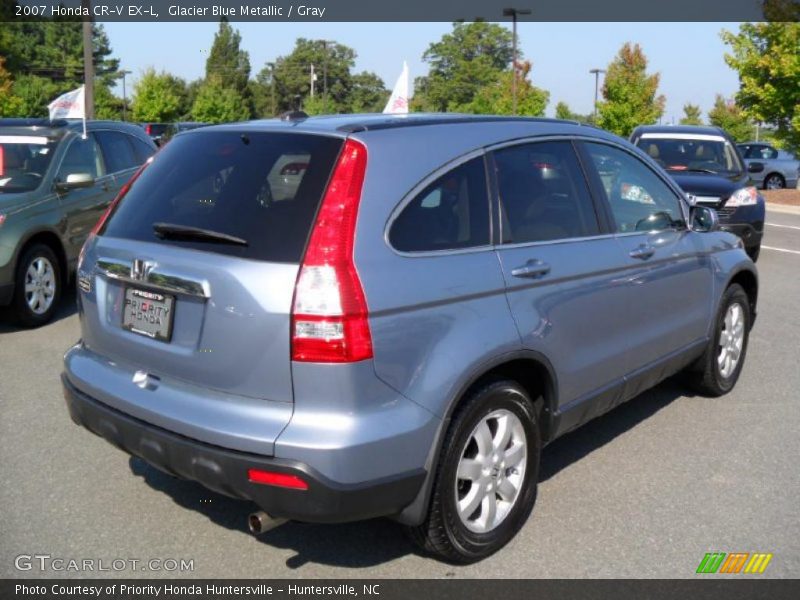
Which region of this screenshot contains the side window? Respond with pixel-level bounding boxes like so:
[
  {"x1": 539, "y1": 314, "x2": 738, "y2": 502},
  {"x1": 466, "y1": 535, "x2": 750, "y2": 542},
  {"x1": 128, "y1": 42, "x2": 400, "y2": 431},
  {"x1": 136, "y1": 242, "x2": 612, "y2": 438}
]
[
  {"x1": 493, "y1": 141, "x2": 600, "y2": 244},
  {"x1": 129, "y1": 135, "x2": 156, "y2": 164},
  {"x1": 57, "y1": 135, "x2": 104, "y2": 180},
  {"x1": 761, "y1": 146, "x2": 778, "y2": 160},
  {"x1": 390, "y1": 156, "x2": 490, "y2": 252},
  {"x1": 94, "y1": 130, "x2": 139, "y2": 174},
  {"x1": 584, "y1": 142, "x2": 686, "y2": 234}
]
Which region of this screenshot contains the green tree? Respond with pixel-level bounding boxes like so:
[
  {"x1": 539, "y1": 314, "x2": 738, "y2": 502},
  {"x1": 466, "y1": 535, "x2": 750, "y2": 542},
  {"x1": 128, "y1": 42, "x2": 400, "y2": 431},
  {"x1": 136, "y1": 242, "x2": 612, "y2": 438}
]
[
  {"x1": 467, "y1": 61, "x2": 548, "y2": 116},
  {"x1": 554, "y1": 100, "x2": 592, "y2": 123},
  {"x1": 131, "y1": 68, "x2": 185, "y2": 122},
  {"x1": 680, "y1": 103, "x2": 703, "y2": 125},
  {"x1": 1, "y1": 20, "x2": 120, "y2": 116},
  {"x1": 722, "y1": 23, "x2": 800, "y2": 152},
  {"x1": 597, "y1": 43, "x2": 665, "y2": 137},
  {"x1": 191, "y1": 76, "x2": 250, "y2": 123},
  {"x1": 11, "y1": 75, "x2": 60, "y2": 117},
  {"x1": 205, "y1": 20, "x2": 251, "y2": 108},
  {"x1": 708, "y1": 95, "x2": 755, "y2": 142},
  {"x1": 348, "y1": 71, "x2": 388, "y2": 113},
  {"x1": 415, "y1": 22, "x2": 514, "y2": 112},
  {"x1": 0, "y1": 56, "x2": 23, "y2": 116},
  {"x1": 269, "y1": 39, "x2": 356, "y2": 114},
  {"x1": 94, "y1": 83, "x2": 123, "y2": 120}
]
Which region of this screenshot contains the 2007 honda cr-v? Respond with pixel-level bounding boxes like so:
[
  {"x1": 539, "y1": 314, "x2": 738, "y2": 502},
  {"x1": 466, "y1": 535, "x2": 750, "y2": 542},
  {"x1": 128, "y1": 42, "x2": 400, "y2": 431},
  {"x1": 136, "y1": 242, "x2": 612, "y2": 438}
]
[{"x1": 62, "y1": 114, "x2": 757, "y2": 563}]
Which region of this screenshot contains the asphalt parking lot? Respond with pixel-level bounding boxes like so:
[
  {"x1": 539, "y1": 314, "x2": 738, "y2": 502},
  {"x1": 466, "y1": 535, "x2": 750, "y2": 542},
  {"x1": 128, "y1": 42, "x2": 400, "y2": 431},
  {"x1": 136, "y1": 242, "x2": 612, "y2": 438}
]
[{"x1": 2, "y1": 209, "x2": 799, "y2": 579}]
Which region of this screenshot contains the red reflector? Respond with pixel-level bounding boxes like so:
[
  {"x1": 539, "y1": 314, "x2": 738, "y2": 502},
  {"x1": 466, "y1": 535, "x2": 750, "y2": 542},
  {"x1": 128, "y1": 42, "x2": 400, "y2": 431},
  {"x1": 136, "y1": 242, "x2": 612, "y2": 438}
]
[{"x1": 247, "y1": 469, "x2": 309, "y2": 490}]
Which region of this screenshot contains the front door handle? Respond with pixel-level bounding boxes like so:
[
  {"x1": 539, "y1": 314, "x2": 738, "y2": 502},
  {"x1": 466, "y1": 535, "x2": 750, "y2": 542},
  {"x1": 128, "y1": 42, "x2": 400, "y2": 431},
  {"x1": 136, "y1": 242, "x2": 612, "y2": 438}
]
[
  {"x1": 629, "y1": 244, "x2": 655, "y2": 260},
  {"x1": 511, "y1": 260, "x2": 551, "y2": 279}
]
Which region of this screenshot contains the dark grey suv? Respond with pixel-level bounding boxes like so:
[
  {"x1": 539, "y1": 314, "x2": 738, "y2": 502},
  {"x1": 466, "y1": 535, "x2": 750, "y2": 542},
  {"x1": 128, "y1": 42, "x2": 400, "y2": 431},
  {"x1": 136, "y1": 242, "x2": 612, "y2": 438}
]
[
  {"x1": 62, "y1": 115, "x2": 757, "y2": 562},
  {"x1": 0, "y1": 118, "x2": 156, "y2": 325}
]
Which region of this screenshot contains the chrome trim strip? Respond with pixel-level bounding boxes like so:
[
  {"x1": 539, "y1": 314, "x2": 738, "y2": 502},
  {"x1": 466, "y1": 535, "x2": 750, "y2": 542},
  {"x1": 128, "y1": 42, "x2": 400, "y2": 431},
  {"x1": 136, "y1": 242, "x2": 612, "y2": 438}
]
[{"x1": 96, "y1": 259, "x2": 210, "y2": 298}]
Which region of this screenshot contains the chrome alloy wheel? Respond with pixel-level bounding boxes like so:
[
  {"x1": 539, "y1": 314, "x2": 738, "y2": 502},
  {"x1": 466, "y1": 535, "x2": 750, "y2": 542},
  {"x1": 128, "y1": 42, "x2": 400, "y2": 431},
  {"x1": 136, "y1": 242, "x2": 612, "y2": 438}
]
[
  {"x1": 24, "y1": 256, "x2": 56, "y2": 315},
  {"x1": 765, "y1": 174, "x2": 784, "y2": 190},
  {"x1": 455, "y1": 409, "x2": 527, "y2": 533},
  {"x1": 718, "y1": 302, "x2": 745, "y2": 379}
]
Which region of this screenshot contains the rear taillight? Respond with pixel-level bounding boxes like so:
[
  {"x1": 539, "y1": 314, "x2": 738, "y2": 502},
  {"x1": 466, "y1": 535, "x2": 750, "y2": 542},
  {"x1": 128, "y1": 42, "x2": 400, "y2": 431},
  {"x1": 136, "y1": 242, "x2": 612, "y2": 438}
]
[
  {"x1": 0, "y1": 146, "x2": 4, "y2": 176},
  {"x1": 145, "y1": 124, "x2": 152, "y2": 135},
  {"x1": 291, "y1": 139, "x2": 372, "y2": 363}
]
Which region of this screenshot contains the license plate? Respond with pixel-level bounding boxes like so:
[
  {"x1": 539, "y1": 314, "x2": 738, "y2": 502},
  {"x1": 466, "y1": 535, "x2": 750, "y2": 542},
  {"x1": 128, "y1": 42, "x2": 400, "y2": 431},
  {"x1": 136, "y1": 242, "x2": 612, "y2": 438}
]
[{"x1": 122, "y1": 287, "x2": 175, "y2": 342}]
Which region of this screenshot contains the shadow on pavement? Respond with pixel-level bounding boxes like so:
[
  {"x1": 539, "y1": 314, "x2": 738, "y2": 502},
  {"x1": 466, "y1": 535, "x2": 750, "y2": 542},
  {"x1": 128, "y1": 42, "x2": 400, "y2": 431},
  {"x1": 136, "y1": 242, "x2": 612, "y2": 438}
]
[
  {"x1": 540, "y1": 377, "x2": 689, "y2": 481},
  {"x1": 128, "y1": 377, "x2": 691, "y2": 569},
  {"x1": 0, "y1": 282, "x2": 78, "y2": 334},
  {"x1": 128, "y1": 457, "x2": 415, "y2": 569}
]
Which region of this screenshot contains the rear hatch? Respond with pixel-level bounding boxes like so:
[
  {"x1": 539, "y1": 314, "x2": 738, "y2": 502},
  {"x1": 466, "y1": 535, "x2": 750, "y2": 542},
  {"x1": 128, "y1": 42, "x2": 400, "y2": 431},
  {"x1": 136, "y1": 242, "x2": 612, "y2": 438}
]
[{"x1": 72, "y1": 129, "x2": 344, "y2": 451}]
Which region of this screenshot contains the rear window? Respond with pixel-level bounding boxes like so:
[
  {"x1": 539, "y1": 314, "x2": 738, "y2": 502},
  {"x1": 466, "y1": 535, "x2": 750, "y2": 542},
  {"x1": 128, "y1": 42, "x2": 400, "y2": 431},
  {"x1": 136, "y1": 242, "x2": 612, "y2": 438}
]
[{"x1": 103, "y1": 131, "x2": 343, "y2": 263}]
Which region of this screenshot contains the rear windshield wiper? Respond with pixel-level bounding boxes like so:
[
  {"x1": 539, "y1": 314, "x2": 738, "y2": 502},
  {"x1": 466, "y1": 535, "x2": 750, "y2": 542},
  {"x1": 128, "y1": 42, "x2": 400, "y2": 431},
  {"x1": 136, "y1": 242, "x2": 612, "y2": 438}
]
[{"x1": 152, "y1": 222, "x2": 249, "y2": 246}]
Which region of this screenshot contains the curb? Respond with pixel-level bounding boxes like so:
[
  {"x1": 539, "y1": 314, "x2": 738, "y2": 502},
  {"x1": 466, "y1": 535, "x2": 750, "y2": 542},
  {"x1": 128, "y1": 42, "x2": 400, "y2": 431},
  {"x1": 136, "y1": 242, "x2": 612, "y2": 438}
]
[{"x1": 765, "y1": 203, "x2": 800, "y2": 216}]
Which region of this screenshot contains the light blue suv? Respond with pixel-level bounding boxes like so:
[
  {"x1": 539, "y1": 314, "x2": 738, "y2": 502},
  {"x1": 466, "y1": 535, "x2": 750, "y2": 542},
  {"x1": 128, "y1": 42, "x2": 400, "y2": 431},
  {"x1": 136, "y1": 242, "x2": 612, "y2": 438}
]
[{"x1": 62, "y1": 115, "x2": 757, "y2": 562}]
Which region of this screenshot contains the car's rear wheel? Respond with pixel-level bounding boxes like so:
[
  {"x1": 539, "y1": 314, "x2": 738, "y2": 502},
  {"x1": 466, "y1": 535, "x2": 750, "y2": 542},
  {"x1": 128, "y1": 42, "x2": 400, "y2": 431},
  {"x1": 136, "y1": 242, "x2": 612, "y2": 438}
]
[
  {"x1": 683, "y1": 283, "x2": 750, "y2": 397},
  {"x1": 12, "y1": 244, "x2": 62, "y2": 327},
  {"x1": 764, "y1": 173, "x2": 785, "y2": 190},
  {"x1": 408, "y1": 379, "x2": 540, "y2": 563}
]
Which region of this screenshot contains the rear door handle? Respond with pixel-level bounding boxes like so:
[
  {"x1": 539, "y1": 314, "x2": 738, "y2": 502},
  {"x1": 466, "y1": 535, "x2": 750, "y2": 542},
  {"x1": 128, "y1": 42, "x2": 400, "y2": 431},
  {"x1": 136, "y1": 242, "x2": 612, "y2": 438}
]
[
  {"x1": 511, "y1": 260, "x2": 551, "y2": 279},
  {"x1": 629, "y1": 244, "x2": 655, "y2": 260}
]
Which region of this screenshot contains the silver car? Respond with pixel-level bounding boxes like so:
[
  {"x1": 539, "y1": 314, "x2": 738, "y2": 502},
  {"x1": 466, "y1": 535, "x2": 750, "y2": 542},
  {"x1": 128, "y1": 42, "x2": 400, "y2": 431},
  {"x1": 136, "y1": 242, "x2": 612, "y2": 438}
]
[
  {"x1": 63, "y1": 115, "x2": 757, "y2": 562},
  {"x1": 738, "y1": 142, "x2": 800, "y2": 190}
]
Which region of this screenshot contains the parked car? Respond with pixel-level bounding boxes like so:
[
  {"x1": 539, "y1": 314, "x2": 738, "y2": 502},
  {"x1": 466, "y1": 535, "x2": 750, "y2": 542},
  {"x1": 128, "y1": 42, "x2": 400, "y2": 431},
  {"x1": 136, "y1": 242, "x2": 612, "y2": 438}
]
[
  {"x1": 160, "y1": 121, "x2": 211, "y2": 146},
  {"x1": 63, "y1": 115, "x2": 757, "y2": 563},
  {"x1": 737, "y1": 142, "x2": 799, "y2": 190},
  {"x1": 631, "y1": 125, "x2": 765, "y2": 261},
  {"x1": 0, "y1": 118, "x2": 157, "y2": 325},
  {"x1": 140, "y1": 123, "x2": 169, "y2": 146}
]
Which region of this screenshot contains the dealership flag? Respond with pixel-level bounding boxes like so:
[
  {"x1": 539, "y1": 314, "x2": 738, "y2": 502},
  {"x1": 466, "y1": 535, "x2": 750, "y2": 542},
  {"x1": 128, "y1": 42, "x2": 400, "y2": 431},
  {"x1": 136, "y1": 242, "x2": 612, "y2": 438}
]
[
  {"x1": 48, "y1": 85, "x2": 86, "y2": 138},
  {"x1": 383, "y1": 61, "x2": 409, "y2": 114}
]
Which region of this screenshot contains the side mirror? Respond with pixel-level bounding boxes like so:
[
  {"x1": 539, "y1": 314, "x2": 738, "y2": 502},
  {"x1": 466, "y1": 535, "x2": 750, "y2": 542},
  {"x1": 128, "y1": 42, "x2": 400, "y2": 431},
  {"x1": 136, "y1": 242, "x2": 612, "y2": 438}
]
[
  {"x1": 56, "y1": 172, "x2": 94, "y2": 192},
  {"x1": 747, "y1": 162, "x2": 765, "y2": 174},
  {"x1": 690, "y1": 205, "x2": 719, "y2": 233}
]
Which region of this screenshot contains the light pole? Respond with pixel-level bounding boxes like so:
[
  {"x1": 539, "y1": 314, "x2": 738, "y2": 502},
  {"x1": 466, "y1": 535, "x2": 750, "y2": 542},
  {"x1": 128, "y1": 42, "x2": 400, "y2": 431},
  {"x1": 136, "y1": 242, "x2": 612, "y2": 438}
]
[
  {"x1": 590, "y1": 68, "x2": 605, "y2": 122},
  {"x1": 118, "y1": 70, "x2": 131, "y2": 121},
  {"x1": 319, "y1": 40, "x2": 334, "y2": 114},
  {"x1": 503, "y1": 7, "x2": 531, "y2": 115},
  {"x1": 81, "y1": 0, "x2": 94, "y2": 119},
  {"x1": 267, "y1": 62, "x2": 276, "y2": 116}
]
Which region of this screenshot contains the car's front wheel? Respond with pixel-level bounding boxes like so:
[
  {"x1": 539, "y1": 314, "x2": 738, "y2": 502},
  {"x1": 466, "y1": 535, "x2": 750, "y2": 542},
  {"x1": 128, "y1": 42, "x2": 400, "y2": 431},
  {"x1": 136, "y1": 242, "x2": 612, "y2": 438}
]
[
  {"x1": 684, "y1": 283, "x2": 751, "y2": 396},
  {"x1": 12, "y1": 244, "x2": 62, "y2": 327},
  {"x1": 408, "y1": 379, "x2": 540, "y2": 563}
]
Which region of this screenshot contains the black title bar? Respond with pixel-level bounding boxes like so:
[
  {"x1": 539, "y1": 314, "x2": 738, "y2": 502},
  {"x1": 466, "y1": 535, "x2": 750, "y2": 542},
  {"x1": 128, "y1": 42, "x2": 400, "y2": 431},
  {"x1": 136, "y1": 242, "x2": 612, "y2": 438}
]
[{"x1": 6, "y1": 0, "x2": 800, "y2": 22}]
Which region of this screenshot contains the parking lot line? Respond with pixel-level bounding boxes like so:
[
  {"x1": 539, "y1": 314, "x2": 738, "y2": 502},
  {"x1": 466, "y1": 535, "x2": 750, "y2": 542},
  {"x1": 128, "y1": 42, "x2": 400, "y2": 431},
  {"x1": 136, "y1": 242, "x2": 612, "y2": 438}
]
[
  {"x1": 762, "y1": 245, "x2": 800, "y2": 255},
  {"x1": 766, "y1": 223, "x2": 800, "y2": 231}
]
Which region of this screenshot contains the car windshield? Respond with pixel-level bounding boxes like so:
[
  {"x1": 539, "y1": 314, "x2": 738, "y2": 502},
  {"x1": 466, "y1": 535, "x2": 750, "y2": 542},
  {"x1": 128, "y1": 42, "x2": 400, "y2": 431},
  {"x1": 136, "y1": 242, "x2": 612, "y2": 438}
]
[
  {"x1": 636, "y1": 135, "x2": 744, "y2": 175},
  {"x1": 0, "y1": 134, "x2": 58, "y2": 193}
]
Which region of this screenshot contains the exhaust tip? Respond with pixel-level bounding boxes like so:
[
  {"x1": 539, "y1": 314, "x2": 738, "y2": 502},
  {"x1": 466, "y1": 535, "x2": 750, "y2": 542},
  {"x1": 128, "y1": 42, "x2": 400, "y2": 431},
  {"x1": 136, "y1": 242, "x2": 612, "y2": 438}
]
[{"x1": 248, "y1": 511, "x2": 287, "y2": 535}]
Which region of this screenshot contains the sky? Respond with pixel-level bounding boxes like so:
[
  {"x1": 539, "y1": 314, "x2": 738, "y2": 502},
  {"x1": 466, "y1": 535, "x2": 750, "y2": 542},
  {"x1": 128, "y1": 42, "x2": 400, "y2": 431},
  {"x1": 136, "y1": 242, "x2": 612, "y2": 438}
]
[{"x1": 104, "y1": 21, "x2": 743, "y2": 122}]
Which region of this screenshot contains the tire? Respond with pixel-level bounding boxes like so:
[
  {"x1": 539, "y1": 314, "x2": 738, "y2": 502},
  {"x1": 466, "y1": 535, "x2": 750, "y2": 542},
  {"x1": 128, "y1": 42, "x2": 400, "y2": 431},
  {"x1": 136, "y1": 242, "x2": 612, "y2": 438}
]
[
  {"x1": 407, "y1": 380, "x2": 540, "y2": 563},
  {"x1": 11, "y1": 244, "x2": 62, "y2": 327},
  {"x1": 684, "y1": 284, "x2": 750, "y2": 397},
  {"x1": 764, "y1": 173, "x2": 785, "y2": 190},
  {"x1": 746, "y1": 245, "x2": 760, "y2": 263}
]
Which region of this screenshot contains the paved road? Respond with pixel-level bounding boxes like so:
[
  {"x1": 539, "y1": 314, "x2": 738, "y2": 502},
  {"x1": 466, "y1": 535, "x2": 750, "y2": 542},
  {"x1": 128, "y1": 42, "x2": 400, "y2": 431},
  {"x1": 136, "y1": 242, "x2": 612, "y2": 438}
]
[{"x1": 2, "y1": 211, "x2": 799, "y2": 579}]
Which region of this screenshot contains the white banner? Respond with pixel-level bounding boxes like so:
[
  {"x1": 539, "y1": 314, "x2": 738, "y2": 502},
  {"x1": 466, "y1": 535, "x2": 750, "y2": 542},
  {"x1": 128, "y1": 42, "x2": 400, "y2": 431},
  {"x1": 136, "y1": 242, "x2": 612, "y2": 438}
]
[
  {"x1": 383, "y1": 62, "x2": 409, "y2": 114},
  {"x1": 48, "y1": 86, "x2": 85, "y2": 120}
]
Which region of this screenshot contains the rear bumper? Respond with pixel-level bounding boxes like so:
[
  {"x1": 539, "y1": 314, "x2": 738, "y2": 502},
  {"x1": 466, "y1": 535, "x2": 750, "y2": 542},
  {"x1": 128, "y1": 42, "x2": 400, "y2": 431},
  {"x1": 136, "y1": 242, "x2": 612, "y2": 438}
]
[{"x1": 62, "y1": 374, "x2": 426, "y2": 523}]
